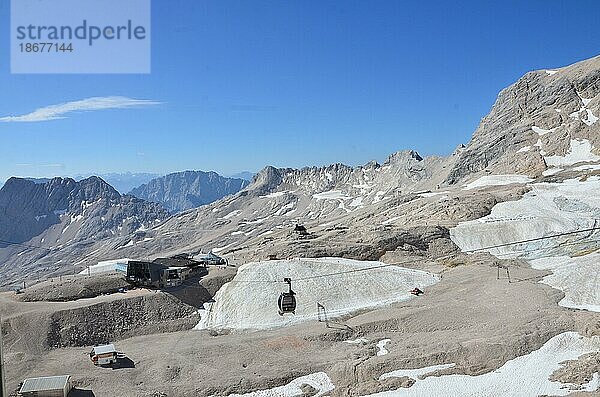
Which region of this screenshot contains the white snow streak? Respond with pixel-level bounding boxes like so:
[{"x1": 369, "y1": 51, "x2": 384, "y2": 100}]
[
  {"x1": 379, "y1": 363, "x2": 456, "y2": 381},
  {"x1": 313, "y1": 190, "x2": 353, "y2": 200},
  {"x1": 532, "y1": 126, "x2": 554, "y2": 136}
]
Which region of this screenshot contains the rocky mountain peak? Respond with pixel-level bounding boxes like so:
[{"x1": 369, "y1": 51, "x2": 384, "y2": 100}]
[
  {"x1": 0, "y1": 176, "x2": 169, "y2": 252},
  {"x1": 69, "y1": 176, "x2": 121, "y2": 204},
  {"x1": 249, "y1": 166, "x2": 290, "y2": 195},
  {"x1": 130, "y1": 170, "x2": 250, "y2": 213},
  {"x1": 384, "y1": 150, "x2": 423, "y2": 165}
]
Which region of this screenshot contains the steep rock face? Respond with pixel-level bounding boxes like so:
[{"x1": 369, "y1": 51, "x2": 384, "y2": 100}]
[
  {"x1": 445, "y1": 55, "x2": 600, "y2": 184},
  {"x1": 130, "y1": 170, "x2": 249, "y2": 213}
]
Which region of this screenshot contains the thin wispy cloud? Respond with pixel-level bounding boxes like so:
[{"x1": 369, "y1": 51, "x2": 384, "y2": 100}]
[
  {"x1": 15, "y1": 163, "x2": 65, "y2": 168},
  {"x1": 0, "y1": 96, "x2": 161, "y2": 122}
]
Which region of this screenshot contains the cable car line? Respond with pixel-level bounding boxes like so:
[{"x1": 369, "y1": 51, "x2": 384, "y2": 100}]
[
  {"x1": 0, "y1": 239, "x2": 52, "y2": 251},
  {"x1": 294, "y1": 262, "x2": 402, "y2": 281},
  {"x1": 462, "y1": 225, "x2": 600, "y2": 253},
  {"x1": 228, "y1": 260, "x2": 416, "y2": 284}
]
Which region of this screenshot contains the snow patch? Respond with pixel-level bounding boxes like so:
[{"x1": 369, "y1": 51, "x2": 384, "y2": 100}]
[
  {"x1": 573, "y1": 164, "x2": 600, "y2": 171},
  {"x1": 569, "y1": 105, "x2": 598, "y2": 126},
  {"x1": 381, "y1": 216, "x2": 402, "y2": 226},
  {"x1": 80, "y1": 258, "x2": 131, "y2": 275},
  {"x1": 530, "y1": 253, "x2": 600, "y2": 311},
  {"x1": 419, "y1": 191, "x2": 449, "y2": 198},
  {"x1": 313, "y1": 190, "x2": 353, "y2": 200},
  {"x1": 545, "y1": 70, "x2": 558, "y2": 75},
  {"x1": 226, "y1": 372, "x2": 334, "y2": 397},
  {"x1": 542, "y1": 168, "x2": 563, "y2": 176},
  {"x1": 376, "y1": 339, "x2": 391, "y2": 356},
  {"x1": 212, "y1": 243, "x2": 236, "y2": 253},
  {"x1": 345, "y1": 337, "x2": 369, "y2": 345},
  {"x1": 463, "y1": 175, "x2": 533, "y2": 190},
  {"x1": 534, "y1": 138, "x2": 547, "y2": 156},
  {"x1": 544, "y1": 139, "x2": 600, "y2": 167},
  {"x1": 373, "y1": 191, "x2": 386, "y2": 203},
  {"x1": 379, "y1": 363, "x2": 456, "y2": 381},
  {"x1": 585, "y1": 108, "x2": 599, "y2": 125},
  {"x1": 349, "y1": 197, "x2": 364, "y2": 207},
  {"x1": 260, "y1": 191, "x2": 293, "y2": 199},
  {"x1": 532, "y1": 126, "x2": 554, "y2": 136},
  {"x1": 222, "y1": 210, "x2": 242, "y2": 220},
  {"x1": 195, "y1": 258, "x2": 439, "y2": 330},
  {"x1": 364, "y1": 332, "x2": 600, "y2": 397},
  {"x1": 451, "y1": 177, "x2": 600, "y2": 312}
]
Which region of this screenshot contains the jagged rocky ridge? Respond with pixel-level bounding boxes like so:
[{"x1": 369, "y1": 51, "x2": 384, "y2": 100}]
[{"x1": 0, "y1": 176, "x2": 170, "y2": 283}]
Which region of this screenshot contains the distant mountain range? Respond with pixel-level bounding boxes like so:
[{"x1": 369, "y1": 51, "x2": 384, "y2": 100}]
[
  {"x1": 130, "y1": 170, "x2": 250, "y2": 213},
  {"x1": 229, "y1": 171, "x2": 255, "y2": 181},
  {"x1": 74, "y1": 172, "x2": 161, "y2": 194}
]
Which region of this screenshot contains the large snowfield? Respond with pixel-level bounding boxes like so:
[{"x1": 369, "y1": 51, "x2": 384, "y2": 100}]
[
  {"x1": 451, "y1": 177, "x2": 600, "y2": 312},
  {"x1": 196, "y1": 257, "x2": 439, "y2": 330}
]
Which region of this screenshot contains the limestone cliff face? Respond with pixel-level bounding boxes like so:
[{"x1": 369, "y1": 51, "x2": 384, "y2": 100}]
[{"x1": 445, "y1": 55, "x2": 600, "y2": 184}]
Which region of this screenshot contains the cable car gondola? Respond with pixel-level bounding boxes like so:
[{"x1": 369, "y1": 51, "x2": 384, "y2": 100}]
[{"x1": 278, "y1": 278, "x2": 296, "y2": 315}]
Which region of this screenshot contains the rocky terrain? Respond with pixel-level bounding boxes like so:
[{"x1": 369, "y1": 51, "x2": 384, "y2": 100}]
[
  {"x1": 0, "y1": 176, "x2": 170, "y2": 285},
  {"x1": 130, "y1": 170, "x2": 250, "y2": 213},
  {"x1": 1, "y1": 55, "x2": 600, "y2": 396}
]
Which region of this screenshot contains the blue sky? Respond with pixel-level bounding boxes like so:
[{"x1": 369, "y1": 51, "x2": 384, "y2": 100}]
[{"x1": 1, "y1": 0, "x2": 599, "y2": 181}]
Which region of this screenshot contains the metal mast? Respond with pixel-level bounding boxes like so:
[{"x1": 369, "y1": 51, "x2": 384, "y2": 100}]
[{"x1": 0, "y1": 316, "x2": 5, "y2": 397}]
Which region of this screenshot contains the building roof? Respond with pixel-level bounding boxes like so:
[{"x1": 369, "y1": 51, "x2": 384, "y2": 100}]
[
  {"x1": 197, "y1": 252, "x2": 221, "y2": 260},
  {"x1": 20, "y1": 375, "x2": 70, "y2": 392},
  {"x1": 93, "y1": 344, "x2": 116, "y2": 355}
]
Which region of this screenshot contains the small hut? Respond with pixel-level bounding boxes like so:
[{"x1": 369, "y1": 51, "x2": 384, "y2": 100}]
[{"x1": 19, "y1": 375, "x2": 72, "y2": 397}]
